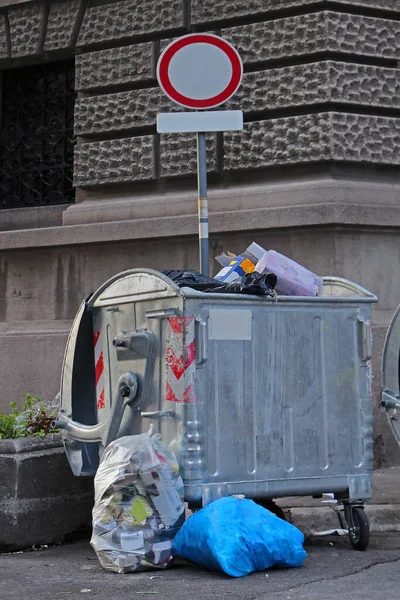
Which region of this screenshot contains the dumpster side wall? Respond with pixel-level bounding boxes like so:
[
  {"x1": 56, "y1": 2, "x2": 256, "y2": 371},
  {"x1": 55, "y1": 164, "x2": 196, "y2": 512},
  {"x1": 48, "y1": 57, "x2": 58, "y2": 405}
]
[
  {"x1": 187, "y1": 295, "x2": 374, "y2": 501},
  {"x1": 0, "y1": 0, "x2": 399, "y2": 467}
]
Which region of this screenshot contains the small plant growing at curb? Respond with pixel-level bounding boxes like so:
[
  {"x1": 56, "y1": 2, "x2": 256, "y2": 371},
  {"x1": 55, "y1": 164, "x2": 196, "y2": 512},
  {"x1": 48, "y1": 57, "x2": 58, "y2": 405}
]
[{"x1": 0, "y1": 394, "x2": 59, "y2": 439}]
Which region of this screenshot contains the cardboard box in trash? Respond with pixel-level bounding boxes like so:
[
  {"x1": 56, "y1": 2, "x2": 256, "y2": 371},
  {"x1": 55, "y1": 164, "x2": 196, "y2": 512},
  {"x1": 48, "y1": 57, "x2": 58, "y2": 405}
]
[
  {"x1": 214, "y1": 253, "x2": 256, "y2": 283},
  {"x1": 215, "y1": 242, "x2": 323, "y2": 296}
]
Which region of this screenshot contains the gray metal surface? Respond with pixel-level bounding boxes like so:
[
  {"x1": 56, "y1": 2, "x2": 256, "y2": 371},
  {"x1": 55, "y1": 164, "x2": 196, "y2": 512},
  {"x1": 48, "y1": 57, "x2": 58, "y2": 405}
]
[
  {"x1": 59, "y1": 269, "x2": 377, "y2": 505},
  {"x1": 382, "y1": 304, "x2": 400, "y2": 446}
]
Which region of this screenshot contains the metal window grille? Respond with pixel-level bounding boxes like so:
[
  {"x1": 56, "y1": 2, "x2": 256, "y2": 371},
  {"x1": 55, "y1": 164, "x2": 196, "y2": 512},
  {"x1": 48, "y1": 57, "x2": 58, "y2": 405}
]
[{"x1": 0, "y1": 59, "x2": 75, "y2": 209}]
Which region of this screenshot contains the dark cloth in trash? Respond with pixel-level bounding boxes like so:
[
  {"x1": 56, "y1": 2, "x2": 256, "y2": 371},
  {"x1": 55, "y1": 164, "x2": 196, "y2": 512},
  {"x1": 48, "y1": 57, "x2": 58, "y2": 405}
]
[
  {"x1": 162, "y1": 270, "x2": 221, "y2": 291},
  {"x1": 163, "y1": 270, "x2": 277, "y2": 296},
  {"x1": 214, "y1": 272, "x2": 277, "y2": 296}
]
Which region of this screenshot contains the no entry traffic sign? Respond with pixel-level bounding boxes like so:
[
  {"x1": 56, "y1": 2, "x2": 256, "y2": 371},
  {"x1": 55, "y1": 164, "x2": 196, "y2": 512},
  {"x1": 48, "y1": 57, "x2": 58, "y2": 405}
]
[
  {"x1": 157, "y1": 33, "x2": 243, "y2": 110},
  {"x1": 156, "y1": 34, "x2": 244, "y2": 276}
]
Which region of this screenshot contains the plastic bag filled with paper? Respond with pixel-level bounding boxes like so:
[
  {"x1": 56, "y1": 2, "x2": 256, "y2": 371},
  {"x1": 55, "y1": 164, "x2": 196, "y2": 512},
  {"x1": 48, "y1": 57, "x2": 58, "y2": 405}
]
[{"x1": 91, "y1": 430, "x2": 185, "y2": 574}]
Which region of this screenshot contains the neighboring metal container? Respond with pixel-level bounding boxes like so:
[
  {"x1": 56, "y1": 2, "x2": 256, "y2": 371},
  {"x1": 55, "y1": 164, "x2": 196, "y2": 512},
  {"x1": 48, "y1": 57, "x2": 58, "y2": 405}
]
[
  {"x1": 58, "y1": 269, "x2": 377, "y2": 549},
  {"x1": 381, "y1": 304, "x2": 400, "y2": 447}
]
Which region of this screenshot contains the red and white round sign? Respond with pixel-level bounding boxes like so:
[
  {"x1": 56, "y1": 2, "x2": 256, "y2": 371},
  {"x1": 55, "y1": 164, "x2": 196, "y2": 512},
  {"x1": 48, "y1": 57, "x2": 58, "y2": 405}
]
[{"x1": 157, "y1": 34, "x2": 243, "y2": 110}]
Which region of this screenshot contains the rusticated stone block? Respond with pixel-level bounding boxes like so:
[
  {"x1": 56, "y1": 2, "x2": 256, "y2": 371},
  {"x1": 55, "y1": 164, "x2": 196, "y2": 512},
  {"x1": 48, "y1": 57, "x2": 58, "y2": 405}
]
[
  {"x1": 75, "y1": 88, "x2": 173, "y2": 136},
  {"x1": 224, "y1": 113, "x2": 400, "y2": 172},
  {"x1": 75, "y1": 62, "x2": 400, "y2": 138},
  {"x1": 223, "y1": 12, "x2": 400, "y2": 64},
  {"x1": 328, "y1": 63, "x2": 400, "y2": 108},
  {"x1": 0, "y1": 14, "x2": 8, "y2": 59},
  {"x1": 335, "y1": 0, "x2": 400, "y2": 10},
  {"x1": 225, "y1": 114, "x2": 331, "y2": 170},
  {"x1": 226, "y1": 64, "x2": 329, "y2": 112},
  {"x1": 74, "y1": 136, "x2": 154, "y2": 186},
  {"x1": 44, "y1": 0, "x2": 80, "y2": 51},
  {"x1": 227, "y1": 62, "x2": 400, "y2": 112},
  {"x1": 191, "y1": 0, "x2": 309, "y2": 24},
  {"x1": 75, "y1": 43, "x2": 154, "y2": 92},
  {"x1": 331, "y1": 114, "x2": 400, "y2": 163},
  {"x1": 160, "y1": 133, "x2": 218, "y2": 178},
  {"x1": 77, "y1": 0, "x2": 185, "y2": 47},
  {"x1": 8, "y1": 2, "x2": 43, "y2": 57},
  {"x1": 192, "y1": 0, "x2": 400, "y2": 24}
]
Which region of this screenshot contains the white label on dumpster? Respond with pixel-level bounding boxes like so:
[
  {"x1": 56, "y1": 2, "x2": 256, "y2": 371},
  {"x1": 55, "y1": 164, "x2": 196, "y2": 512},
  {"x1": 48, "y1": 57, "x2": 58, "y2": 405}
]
[{"x1": 208, "y1": 309, "x2": 251, "y2": 340}]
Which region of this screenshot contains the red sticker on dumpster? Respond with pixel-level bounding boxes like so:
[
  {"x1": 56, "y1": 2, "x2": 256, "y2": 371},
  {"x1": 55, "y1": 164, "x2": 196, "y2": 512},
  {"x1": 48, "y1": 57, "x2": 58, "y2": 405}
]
[{"x1": 165, "y1": 317, "x2": 196, "y2": 403}]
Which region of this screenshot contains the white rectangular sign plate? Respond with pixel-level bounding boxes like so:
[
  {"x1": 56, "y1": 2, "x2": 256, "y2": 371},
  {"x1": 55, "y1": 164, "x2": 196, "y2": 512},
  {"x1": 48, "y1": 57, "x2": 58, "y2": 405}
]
[{"x1": 156, "y1": 110, "x2": 243, "y2": 133}]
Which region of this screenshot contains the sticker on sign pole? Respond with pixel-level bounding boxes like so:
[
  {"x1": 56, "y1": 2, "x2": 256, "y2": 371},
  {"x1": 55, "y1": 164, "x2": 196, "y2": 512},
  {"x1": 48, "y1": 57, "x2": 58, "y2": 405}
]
[{"x1": 157, "y1": 33, "x2": 243, "y2": 110}]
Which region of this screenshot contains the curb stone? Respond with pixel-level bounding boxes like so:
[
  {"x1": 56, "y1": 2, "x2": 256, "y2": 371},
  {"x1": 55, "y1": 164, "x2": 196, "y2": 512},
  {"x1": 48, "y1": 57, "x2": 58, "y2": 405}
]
[
  {"x1": 288, "y1": 505, "x2": 400, "y2": 537},
  {"x1": 287, "y1": 507, "x2": 341, "y2": 538},
  {"x1": 364, "y1": 504, "x2": 400, "y2": 532}
]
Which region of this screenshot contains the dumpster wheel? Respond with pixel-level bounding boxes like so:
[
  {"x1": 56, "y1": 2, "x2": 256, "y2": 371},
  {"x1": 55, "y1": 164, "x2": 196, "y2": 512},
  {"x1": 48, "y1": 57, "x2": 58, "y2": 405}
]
[
  {"x1": 344, "y1": 505, "x2": 370, "y2": 551},
  {"x1": 255, "y1": 499, "x2": 287, "y2": 521}
]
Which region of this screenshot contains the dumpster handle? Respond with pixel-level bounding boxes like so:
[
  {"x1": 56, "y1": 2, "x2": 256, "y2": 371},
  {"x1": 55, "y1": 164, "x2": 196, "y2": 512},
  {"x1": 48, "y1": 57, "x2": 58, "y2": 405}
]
[
  {"x1": 358, "y1": 317, "x2": 372, "y2": 362},
  {"x1": 103, "y1": 372, "x2": 138, "y2": 446},
  {"x1": 146, "y1": 308, "x2": 178, "y2": 319},
  {"x1": 55, "y1": 411, "x2": 106, "y2": 442},
  {"x1": 141, "y1": 411, "x2": 175, "y2": 418},
  {"x1": 56, "y1": 372, "x2": 139, "y2": 447},
  {"x1": 195, "y1": 318, "x2": 208, "y2": 367}
]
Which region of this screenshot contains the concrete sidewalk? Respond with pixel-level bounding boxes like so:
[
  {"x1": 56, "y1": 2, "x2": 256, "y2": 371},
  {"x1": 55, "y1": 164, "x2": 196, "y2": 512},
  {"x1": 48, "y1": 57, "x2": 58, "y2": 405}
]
[
  {"x1": 276, "y1": 467, "x2": 400, "y2": 537},
  {"x1": 1, "y1": 534, "x2": 400, "y2": 600}
]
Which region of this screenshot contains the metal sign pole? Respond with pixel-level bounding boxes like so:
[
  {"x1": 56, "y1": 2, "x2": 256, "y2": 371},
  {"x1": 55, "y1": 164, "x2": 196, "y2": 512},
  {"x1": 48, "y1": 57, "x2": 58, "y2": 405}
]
[{"x1": 197, "y1": 131, "x2": 209, "y2": 276}]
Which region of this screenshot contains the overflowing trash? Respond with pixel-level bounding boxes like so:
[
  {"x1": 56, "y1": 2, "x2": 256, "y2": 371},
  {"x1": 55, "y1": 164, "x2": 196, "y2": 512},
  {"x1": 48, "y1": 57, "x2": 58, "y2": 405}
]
[
  {"x1": 91, "y1": 428, "x2": 185, "y2": 574},
  {"x1": 163, "y1": 269, "x2": 276, "y2": 296},
  {"x1": 172, "y1": 497, "x2": 307, "y2": 577},
  {"x1": 214, "y1": 251, "x2": 259, "y2": 283},
  {"x1": 255, "y1": 249, "x2": 322, "y2": 296},
  {"x1": 215, "y1": 241, "x2": 322, "y2": 296},
  {"x1": 164, "y1": 242, "x2": 321, "y2": 297}
]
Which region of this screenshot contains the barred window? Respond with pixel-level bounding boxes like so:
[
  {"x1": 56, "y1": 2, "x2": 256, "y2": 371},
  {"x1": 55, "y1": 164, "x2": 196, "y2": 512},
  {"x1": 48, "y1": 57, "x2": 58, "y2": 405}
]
[{"x1": 0, "y1": 59, "x2": 75, "y2": 209}]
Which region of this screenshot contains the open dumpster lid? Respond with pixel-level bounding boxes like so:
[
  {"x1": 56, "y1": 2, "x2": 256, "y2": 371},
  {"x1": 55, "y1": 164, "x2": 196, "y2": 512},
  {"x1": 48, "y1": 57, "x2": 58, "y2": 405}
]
[{"x1": 382, "y1": 305, "x2": 400, "y2": 447}]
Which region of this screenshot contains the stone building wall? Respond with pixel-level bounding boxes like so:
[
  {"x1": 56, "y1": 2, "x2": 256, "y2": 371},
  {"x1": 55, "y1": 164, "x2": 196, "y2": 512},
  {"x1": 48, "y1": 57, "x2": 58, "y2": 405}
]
[{"x1": 0, "y1": 0, "x2": 399, "y2": 465}]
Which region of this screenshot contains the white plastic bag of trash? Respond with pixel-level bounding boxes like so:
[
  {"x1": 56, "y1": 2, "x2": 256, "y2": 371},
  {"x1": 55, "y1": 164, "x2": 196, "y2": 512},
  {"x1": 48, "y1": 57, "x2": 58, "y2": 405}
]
[{"x1": 91, "y1": 427, "x2": 185, "y2": 573}]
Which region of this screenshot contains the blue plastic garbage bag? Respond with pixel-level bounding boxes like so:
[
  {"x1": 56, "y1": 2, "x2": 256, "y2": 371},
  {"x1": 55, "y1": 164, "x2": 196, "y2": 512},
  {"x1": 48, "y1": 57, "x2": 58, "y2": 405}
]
[{"x1": 172, "y1": 497, "x2": 307, "y2": 577}]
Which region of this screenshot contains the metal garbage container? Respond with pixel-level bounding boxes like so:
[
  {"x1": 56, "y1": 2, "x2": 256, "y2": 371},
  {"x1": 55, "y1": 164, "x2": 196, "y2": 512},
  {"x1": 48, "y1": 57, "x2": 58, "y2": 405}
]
[
  {"x1": 58, "y1": 268, "x2": 377, "y2": 549},
  {"x1": 381, "y1": 305, "x2": 400, "y2": 447}
]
